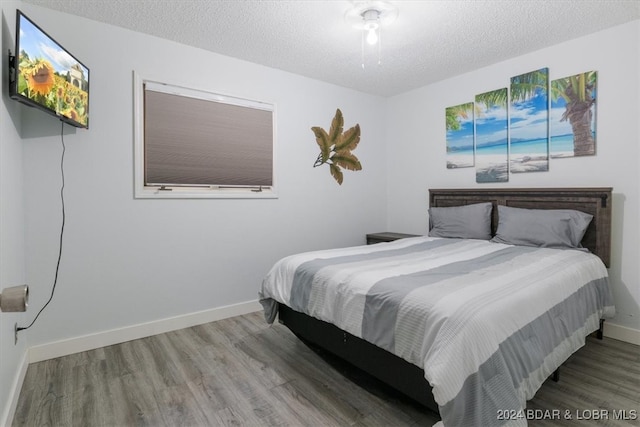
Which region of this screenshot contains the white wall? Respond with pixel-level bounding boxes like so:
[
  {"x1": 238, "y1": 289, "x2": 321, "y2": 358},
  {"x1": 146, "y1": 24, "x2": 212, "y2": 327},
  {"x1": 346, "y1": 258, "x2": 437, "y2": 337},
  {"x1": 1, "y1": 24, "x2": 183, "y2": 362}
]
[
  {"x1": 385, "y1": 21, "x2": 640, "y2": 336},
  {"x1": 2, "y1": 2, "x2": 638, "y2": 423},
  {"x1": 0, "y1": 3, "x2": 29, "y2": 426},
  {"x1": 12, "y1": 5, "x2": 387, "y2": 348}
]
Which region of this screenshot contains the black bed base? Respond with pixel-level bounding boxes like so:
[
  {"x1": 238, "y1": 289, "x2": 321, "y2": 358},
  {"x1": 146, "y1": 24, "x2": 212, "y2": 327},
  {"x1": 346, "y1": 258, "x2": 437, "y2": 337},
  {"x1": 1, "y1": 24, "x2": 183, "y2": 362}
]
[
  {"x1": 278, "y1": 303, "x2": 439, "y2": 412},
  {"x1": 278, "y1": 303, "x2": 606, "y2": 412}
]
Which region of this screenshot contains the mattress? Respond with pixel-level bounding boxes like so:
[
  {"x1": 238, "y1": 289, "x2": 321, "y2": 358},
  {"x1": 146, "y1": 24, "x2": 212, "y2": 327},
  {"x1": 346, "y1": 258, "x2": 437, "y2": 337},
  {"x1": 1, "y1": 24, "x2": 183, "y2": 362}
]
[{"x1": 259, "y1": 236, "x2": 615, "y2": 426}]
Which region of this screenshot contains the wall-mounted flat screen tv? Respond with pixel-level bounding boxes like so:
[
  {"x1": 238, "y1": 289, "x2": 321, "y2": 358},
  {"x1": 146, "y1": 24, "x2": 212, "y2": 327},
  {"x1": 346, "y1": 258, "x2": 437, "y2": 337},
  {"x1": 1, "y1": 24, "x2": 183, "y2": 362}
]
[{"x1": 10, "y1": 10, "x2": 89, "y2": 129}]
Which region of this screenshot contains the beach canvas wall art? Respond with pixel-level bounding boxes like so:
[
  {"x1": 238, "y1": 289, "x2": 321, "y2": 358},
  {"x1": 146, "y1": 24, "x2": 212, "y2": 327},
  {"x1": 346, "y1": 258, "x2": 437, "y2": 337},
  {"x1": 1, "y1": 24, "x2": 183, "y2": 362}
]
[
  {"x1": 550, "y1": 71, "x2": 597, "y2": 158},
  {"x1": 444, "y1": 66, "x2": 598, "y2": 183},
  {"x1": 475, "y1": 88, "x2": 508, "y2": 183},
  {"x1": 509, "y1": 68, "x2": 549, "y2": 173},
  {"x1": 445, "y1": 102, "x2": 475, "y2": 168}
]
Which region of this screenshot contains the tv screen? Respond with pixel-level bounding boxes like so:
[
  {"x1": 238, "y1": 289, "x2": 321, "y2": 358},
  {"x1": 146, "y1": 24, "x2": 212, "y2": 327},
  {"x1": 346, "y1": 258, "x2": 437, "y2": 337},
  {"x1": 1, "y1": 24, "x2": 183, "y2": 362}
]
[{"x1": 10, "y1": 10, "x2": 89, "y2": 129}]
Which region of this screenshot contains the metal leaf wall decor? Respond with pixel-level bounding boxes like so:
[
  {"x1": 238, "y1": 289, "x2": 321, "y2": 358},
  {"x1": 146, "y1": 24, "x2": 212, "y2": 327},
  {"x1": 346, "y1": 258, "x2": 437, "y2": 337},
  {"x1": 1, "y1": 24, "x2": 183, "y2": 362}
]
[{"x1": 311, "y1": 109, "x2": 362, "y2": 185}]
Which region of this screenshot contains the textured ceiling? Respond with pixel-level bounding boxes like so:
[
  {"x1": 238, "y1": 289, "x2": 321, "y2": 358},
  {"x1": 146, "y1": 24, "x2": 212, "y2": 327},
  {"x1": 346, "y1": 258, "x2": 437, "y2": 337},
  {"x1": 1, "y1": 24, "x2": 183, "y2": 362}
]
[{"x1": 20, "y1": 0, "x2": 640, "y2": 97}]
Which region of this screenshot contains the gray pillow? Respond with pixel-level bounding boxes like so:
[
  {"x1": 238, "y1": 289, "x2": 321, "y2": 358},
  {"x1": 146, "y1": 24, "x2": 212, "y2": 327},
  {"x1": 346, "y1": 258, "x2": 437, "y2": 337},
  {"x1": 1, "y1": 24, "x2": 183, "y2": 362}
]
[
  {"x1": 491, "y1": 205, "x2": 593, "y2": 249},
  {"x1": 428, "y1": 202, "x2": 492, "y2": 240}
]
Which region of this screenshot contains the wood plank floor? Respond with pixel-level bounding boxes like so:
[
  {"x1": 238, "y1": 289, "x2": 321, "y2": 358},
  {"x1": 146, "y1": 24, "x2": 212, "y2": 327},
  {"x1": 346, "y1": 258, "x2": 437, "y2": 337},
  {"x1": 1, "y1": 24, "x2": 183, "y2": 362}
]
[{"x1": 12, "y1": 312, "x2": 640, "y2": 426}]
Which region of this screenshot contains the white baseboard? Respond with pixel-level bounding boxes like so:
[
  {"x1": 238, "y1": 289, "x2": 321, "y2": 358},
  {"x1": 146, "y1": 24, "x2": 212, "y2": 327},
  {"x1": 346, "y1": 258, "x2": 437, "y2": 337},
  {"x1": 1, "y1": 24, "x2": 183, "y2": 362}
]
[
  {"x1": 1, "y1": 349, "x2": 29, "y2": 427},
  {"x1": 23, "y1": 304, "x2": 640, "y2": 364},
  {"x1": 16, "y1": 303, "x2": 639, "y2": 415},
  {"x1": 603, "y1": 322, "x2": 640, "y2": 346},
  {"x1": 28, "y1": 299, "x2": 262, "y2": 363}
]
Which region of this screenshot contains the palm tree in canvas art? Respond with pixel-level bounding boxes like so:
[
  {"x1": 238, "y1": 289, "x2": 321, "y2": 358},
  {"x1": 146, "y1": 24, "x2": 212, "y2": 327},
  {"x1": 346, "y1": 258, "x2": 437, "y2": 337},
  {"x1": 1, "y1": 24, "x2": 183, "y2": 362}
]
[{"x1": 550, "y1": 71, "x2": 597, "y2": 157}]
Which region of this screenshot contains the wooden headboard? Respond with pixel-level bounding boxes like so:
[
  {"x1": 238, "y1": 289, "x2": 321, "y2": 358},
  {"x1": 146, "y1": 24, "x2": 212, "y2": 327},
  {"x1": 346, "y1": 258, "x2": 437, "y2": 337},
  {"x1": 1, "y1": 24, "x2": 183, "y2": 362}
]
[{"x1": 429, "y1": 188, "x2": 612, "y2": 267}]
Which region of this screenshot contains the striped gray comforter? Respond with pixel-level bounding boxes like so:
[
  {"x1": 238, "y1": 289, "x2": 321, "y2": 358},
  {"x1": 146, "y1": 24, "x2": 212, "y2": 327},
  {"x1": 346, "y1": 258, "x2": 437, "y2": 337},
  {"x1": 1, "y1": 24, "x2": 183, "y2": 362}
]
[{"x1": 259, "y1": 237, "x2": 615, "y2": 426}]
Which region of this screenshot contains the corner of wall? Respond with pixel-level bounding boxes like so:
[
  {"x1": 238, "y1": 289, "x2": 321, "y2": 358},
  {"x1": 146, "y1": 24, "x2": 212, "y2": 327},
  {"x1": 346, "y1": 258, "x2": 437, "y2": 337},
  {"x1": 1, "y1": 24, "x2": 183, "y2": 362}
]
[
  {"x1": 0, "y1": 347, "x2": 29, "y2": 427},
  {"x1": 604, "y1": 322, "x2": 640, "y2": 346}
]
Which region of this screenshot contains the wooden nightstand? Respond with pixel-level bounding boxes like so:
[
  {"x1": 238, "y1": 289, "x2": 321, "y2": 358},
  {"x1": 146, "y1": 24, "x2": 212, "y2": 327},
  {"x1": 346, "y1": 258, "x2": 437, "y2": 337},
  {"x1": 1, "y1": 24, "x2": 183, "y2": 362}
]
[{"x1": 366, "y1": 232, "x2": 421, "y2": 245}]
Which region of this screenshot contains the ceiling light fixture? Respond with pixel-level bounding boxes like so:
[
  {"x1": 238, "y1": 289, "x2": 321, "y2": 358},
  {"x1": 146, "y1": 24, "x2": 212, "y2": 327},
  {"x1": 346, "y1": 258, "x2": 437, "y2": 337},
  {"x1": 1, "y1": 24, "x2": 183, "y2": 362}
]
[{"x1": 345, "y1": 0, "x2": 399, "y2": 69}]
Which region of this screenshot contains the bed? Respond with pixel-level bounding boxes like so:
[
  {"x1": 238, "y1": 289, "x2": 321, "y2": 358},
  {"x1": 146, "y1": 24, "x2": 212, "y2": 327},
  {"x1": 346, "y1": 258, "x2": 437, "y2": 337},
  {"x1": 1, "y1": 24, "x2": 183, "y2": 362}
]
[{"x1": 259, "y1": 188, "x2": 615, "y2": 426}]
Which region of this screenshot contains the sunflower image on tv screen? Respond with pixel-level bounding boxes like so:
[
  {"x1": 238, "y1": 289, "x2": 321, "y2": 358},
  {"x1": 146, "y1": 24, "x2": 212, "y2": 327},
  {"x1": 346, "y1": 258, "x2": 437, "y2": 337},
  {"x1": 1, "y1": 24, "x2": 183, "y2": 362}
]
[{"x1": 15, "y1": 12, "x2": 89, "y2": 128}]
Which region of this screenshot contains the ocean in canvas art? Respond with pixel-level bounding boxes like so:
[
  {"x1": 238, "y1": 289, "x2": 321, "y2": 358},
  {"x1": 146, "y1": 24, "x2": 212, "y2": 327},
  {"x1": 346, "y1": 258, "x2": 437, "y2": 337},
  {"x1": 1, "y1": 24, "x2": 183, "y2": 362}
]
[
  {"x1": 509, "y1": 68, "x2": 549, "y2": 173},
  {"x1": 475, "y1": 88, "x2": 508, "y2": 183},
  {"x1": 445, "y1": 102, "x2": 475, "y2": 169}
]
